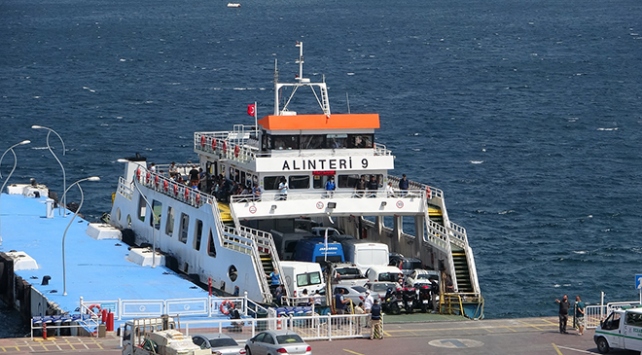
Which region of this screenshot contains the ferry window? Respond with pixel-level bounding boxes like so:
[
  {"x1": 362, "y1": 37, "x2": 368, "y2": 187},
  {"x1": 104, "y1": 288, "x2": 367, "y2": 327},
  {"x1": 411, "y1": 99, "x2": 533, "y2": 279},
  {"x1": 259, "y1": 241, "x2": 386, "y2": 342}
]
[
  {"x1": 626, "y1": 312, "x2": 642, "y2": 326},
  {"x1": 289, "y1": 175, "x2": 310, "y2": 189},
  {"x1": 326, "y1": 134, "x2": 347, "y2": 149},
  {"x1": 137, "y1": 196, "x2": 147, "y2": 222},
  {"x1": 151, "y1": 200, "x2": 162, "y2": 230},
  {"x1": 207, "y1": 228, "x2": 217, "y2": 257},
  {"x1": 274, "y1": 135, "x2": 298, "y2": 150},
  {"x1": 349, "y1": 134, "x2": 374, "y2": 148},
  {"x1": 262, "y1": 134, "x2": 272, "y2": 150},
  {"x1": 193, "y1": 219, "x2": 203, "y2": 251},
  {"x1": 165, "y1": 207, "x2": 175, "y2": 237},
  {"x1": 313, "y1": 175, "x2": 334, "y2": 189},
  {"x1": 263, "y1": 176, "x2": 286, "y2": 190},
  {"x1": 240, "y1": 171, "x2": 247, "y2": 186},
  {"x1": 179, "y1": 213, "x2": 189, "y2": 244},
  {"x1": 338, "y1": 174, "x2": 360, "y2": 189},
  {"x1": 300, "y1": 135, "x2": 324, "y2": 149}
]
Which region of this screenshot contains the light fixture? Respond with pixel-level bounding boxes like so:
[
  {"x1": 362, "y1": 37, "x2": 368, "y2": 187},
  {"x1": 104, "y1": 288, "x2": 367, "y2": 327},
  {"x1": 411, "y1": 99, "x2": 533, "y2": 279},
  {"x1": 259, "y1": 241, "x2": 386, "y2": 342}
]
[
  {"x1": 381, "y1": 201, "x2": 387, "y2": 207},
  {"x1": 327, "y1": 202, "x2": 337, "y2": 209},
  {"x1": 271, "y1": 205, "x2": 277, "y2": 210}
]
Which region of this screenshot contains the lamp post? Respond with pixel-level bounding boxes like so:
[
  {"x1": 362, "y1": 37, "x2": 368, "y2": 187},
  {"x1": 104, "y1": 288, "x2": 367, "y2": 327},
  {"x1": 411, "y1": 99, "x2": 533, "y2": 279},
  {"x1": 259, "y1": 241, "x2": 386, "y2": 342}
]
[
  {"x1": 61, "y1": 176, "x2": 100, "y2": 296},
  {"x1": 116, "y1": 159, "x2": 158, "y2": 267},
  {"x1": 32, "y1": 125, "x2": 66, "y2": 216},
  {"x1": 0, "y1": 140, "x2": 31, "y2": 243}
]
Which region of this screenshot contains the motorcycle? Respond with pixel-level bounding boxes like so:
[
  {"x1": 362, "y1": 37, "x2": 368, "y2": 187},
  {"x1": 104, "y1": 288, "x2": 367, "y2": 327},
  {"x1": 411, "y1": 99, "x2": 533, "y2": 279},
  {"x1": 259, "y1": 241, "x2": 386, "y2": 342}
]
[
  {"x1": 417, "y1": 284, "x2": 431, "y2": 313},
  {"x1": 402, "y1": 286, "x2": 417, "y2": 314},
  {"x1": 382, "y1": 287, "x2": 402, "y2": 315}
]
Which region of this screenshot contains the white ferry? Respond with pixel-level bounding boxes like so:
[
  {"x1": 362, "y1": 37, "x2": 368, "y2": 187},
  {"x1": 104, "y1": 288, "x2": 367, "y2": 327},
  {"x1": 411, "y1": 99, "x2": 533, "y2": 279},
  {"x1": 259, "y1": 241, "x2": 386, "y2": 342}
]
[{"x1": 108, "y1": 42, "x2": 484, "y2": 318}]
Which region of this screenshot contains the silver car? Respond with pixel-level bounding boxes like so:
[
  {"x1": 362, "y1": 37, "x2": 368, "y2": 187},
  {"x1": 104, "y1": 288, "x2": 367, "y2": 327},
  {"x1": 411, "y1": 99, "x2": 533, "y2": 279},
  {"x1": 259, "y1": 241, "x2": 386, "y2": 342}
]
[
  {"x1": 245, "y1": 330, "x2": 312, "y2": 355},
  {"x1": 192, "y1": 333, "x2": 246, "y2": 355}
]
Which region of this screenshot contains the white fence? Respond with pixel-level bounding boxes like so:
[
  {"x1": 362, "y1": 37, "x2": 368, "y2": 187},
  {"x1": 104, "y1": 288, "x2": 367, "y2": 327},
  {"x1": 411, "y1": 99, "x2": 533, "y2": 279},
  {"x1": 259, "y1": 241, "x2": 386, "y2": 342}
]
[
  {"x1": 118, "y1": 313, "x2": 377, "y2": 348},
  {"x1": 584, "y1": 300, "x2": 640, "y2": 329}
]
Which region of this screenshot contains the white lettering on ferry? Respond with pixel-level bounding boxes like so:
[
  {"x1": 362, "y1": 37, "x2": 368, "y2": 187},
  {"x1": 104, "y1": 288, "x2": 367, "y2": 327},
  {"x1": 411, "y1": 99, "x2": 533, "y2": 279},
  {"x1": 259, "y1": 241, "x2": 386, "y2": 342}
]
[{"x1": 282, "y1": 158, "x2": 356, "y2": 171}]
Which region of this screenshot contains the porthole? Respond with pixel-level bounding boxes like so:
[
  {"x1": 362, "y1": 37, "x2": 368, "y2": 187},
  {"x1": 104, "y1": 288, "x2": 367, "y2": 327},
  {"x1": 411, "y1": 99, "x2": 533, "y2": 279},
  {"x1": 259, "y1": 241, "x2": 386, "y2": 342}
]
[{"x1": 228, "y1": 265, "x2": 238, "y2": 282}]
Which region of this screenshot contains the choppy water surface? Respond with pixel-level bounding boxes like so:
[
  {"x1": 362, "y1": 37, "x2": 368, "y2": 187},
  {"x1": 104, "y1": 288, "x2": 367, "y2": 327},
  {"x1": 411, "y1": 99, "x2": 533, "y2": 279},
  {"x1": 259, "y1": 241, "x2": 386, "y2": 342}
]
[{"x1": 1, "y1": 0, "x2": 642, "y2": 334}]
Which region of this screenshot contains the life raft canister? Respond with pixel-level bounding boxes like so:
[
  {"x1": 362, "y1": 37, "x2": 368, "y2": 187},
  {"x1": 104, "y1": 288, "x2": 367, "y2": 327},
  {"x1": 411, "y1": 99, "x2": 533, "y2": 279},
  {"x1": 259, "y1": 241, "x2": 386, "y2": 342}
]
[
  {"x1": 163, "y1": 180, "x2": 169, "y2": 192},
  {"x1": 184, "y1": 187, "x2": 190, "y2": 200},
  {"x1": 173, "y1": 184, "x2": 179, "y2": 196},
  {"x1": 195, "y1": 194, "x2": 201, "y2": 205},
  {"x1": 154, "y1": 175, "x2": 160, "y2": 186},
  {"x1": 200, "y1": 135, "x2": 206, "y2": 148}
]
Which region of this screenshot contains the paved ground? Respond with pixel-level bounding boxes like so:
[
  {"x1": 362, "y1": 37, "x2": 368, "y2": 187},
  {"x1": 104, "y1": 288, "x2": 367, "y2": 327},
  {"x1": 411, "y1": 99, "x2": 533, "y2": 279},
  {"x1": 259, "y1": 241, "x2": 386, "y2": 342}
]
[{"x1": 0, "y1": 316, "x2": 632, "y2": 354}]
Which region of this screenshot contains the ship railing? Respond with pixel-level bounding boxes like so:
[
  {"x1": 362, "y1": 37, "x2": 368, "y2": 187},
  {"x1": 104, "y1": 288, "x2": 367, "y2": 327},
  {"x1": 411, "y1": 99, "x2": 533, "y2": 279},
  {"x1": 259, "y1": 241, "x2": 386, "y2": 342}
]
[
  {"x1": 387, "y1": 174, "x2": 444, "y2": 201},
  {"x1": 583, "y1": 301, "x2": 642, "y2": 329},
  {"x1": 229, "y1": 187, "x2": 434, "y2": 204},
  {"x1": 79, "y1": 295, "x2": 250, "y2": 321},
  {"x1": 423, "y1": 214, "x2": 458, "y2": 293},
  {"x1": 131, "y1": 166, "x2": 208, "y2": 209},
  {"x1": 373, "y1": 142, "x2": 393, "y2": 156},
  {"x1": 447, "y1": 221, "x2": 469, "y2": 249},
  {"x1": 235, "y1": 225, "x2": 279, "y2": 303},
  {"x1": 117, "y1": 176, "x2": 134, "y2": 200},
  {"x1": 194, "y1": 131, "x2": 259, "y2": 163}
]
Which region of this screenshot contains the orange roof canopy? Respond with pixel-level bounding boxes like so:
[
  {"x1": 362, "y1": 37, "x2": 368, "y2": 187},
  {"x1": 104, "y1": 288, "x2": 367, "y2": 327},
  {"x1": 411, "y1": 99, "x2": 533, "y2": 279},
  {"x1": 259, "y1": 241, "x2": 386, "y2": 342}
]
[{"x1": 258, "y1": 113, "x2": 380, "y2": 131}]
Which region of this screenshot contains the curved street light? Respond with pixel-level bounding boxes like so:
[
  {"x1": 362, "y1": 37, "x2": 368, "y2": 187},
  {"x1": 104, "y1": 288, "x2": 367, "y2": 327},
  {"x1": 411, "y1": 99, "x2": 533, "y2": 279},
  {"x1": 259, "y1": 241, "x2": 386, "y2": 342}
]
[
  {"x1": 116, "y1": 159, "x2": 159, "y2": 267},
  {"x1": 61, "y1": 176, "x2": 100, "y2": 296},
  {"x1": 0, "y1": 140, "x2": 31, "y2": 243},
  {"x1": 32, "y1": 125, "x2": 66, "y2": 216}
]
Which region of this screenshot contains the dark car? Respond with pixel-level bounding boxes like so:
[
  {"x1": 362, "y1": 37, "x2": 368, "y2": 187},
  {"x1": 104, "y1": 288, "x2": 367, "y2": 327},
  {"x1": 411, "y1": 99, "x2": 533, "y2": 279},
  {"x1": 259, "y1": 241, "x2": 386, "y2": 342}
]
[{"x1": 192, "y1": 333, "x2": 246, "y2": 355}]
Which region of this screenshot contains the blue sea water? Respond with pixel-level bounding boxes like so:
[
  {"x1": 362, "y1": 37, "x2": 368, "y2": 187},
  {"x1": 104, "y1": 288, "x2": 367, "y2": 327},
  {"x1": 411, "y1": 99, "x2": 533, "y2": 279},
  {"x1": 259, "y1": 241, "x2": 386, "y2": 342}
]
[{"x1": 2, "y1": 0, "x2": 642, "y2": 335}]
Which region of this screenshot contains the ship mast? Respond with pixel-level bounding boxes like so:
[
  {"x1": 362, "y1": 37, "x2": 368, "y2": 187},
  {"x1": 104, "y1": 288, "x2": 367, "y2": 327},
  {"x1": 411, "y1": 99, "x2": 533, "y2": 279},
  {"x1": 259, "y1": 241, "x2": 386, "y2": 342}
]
[{"x1": 273, "y1": 41, "x2": 331, "y2": 117}]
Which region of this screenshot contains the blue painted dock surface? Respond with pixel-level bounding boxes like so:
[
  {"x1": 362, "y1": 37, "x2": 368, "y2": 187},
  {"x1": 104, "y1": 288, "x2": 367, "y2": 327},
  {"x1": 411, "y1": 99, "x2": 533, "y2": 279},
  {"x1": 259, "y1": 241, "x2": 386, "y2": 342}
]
[{"x1": 0, "y1": 192, "x2": 213, "y2": 318}]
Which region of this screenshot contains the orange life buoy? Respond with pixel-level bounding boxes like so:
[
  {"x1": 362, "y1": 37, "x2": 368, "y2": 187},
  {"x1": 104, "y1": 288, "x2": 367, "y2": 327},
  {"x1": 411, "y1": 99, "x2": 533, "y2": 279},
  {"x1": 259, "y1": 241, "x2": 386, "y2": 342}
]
[
  {"x1": 184, "y1": 187, "x2": 189, "y2": 200},
  {"x1": 135, "y1": 168, "x2": 141, "y2": 180},
  {"x1": 219, "y1": 300, "x2": 234, "y2": 315},
  {"x1": 200, "y1": 135, "x2": 206, "y2": 147},
  {"x1": 163, "y1": 180, "x2": 169, "y2": 192},
  {"x1": 234, "y1": 145, "x2": 240, "y2": 157},
  {"x1": 173, "y1": 184, "x2": 178, "y2": 196},
  {"x1": 146, "y1": 171, "x2": 151, "y2": 183},
  {"x1": 222, "y1": 141, "x2": 227, "y2": 154},
  {"x1": 212, "y1": 138, "x2": 217, "y2": 150},
  {"x1": 87, "y1": 304, "x2": 101, "y2": 314},
  {"x1": 426, "y1": 186, "x2": 431, "y2": 199},
  {"x1": 195, "y1": 194, "x2": 201, "y2": 204},
  {"x1": 154, "y1": 175, "x2": 160, "y2": 186}
]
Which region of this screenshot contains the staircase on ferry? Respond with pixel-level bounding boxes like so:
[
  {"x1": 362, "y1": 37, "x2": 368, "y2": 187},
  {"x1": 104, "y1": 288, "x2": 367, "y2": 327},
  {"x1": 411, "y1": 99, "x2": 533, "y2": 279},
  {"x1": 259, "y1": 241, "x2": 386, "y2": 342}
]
[{"x1": 451, "y1": 248, "x2": 473, "y2": 293}]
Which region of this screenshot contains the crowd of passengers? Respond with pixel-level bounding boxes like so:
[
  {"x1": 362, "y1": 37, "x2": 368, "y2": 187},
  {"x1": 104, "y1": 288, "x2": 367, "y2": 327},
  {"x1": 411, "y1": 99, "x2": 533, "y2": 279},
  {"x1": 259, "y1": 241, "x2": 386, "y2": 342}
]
[{"x1": 148, "y1": 161, "x2": 414, "y2": 203}]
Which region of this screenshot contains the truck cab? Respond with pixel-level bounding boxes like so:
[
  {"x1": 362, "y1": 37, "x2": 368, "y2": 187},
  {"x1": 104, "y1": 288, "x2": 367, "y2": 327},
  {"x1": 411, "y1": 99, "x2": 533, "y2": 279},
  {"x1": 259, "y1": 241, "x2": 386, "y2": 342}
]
[
  {"x1": 121, "y1": 315, "x2": 209, "y2": 355},
  {"x1": 594, "y1": 307, "x2": 642, "y2": 353}
]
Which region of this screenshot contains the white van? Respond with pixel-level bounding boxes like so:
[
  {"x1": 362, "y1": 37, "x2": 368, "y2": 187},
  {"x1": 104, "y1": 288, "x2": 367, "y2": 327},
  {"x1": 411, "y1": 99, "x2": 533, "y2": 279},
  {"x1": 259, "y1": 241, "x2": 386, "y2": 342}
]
[
  {"x1": 280, "y1": 261, "x2": 326, "y2": 298},
  {"x1": 594, "y1": 307, "x2": 642, "y2": 353},
  {"x1": 365, "y1": 265, "x2": 404, "y2": 283},
  {"x1": 341, "y1": 240, "x2": 389, "y2": 275}
]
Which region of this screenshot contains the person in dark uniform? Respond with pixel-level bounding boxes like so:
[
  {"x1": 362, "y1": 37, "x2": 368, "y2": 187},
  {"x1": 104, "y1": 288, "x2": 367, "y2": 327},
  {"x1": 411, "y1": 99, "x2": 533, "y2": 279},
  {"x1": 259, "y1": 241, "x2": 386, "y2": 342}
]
[
  {"x1": 370, "y1": 299, "x2": 383, "y2": 339},
  {"x1": 555, "y1": 294, "x2": 570, "y2": 333}
]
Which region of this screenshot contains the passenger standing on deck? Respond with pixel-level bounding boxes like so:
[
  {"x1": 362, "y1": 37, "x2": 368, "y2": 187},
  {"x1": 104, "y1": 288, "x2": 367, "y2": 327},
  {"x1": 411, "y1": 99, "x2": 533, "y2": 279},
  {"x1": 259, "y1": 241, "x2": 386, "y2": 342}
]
[
  {"x1": 555, "y1": 294, "x2": 570, "y2": 334},
  {"x1": 354, "y1": 176, "x2": 367, "y2": 198},
  {"x1": 399, "y1": 174, "x2": 409, "y2": 196},
  {"x1": 278, "y1": 177, "x2": 288, "y2": 200},
  {"x1": 370, "y1": 299, "x2": 383, "y2": 339},
  {"x1": 385, "y1": 182, "x2": 396, "y2": 198},
  {"x1": 575, "y1": 295, "x2": 585, "y2": 336},
  {"x1": 189, "y1": 165, "x2": 200, "y2": 189},
  {"x1": 367, "y1": 175, "x2": 379, "y2": 198},
  {"x1": 325, "y1": 176, "x2": 336, "y2": 198}
]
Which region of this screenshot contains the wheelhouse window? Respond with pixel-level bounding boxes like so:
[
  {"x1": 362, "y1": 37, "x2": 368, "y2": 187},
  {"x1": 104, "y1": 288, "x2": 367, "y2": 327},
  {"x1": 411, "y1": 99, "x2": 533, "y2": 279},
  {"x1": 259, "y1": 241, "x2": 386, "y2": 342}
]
[
  {"x1": 274, "y1": 135, "x2": 298, "y2": 150},
  {"x1": 300, "y1": 135, "x2": 325, "y2": 149},
  {"x1": 348, "y1": 134, "x2": 374, "y2": 148},
  {"x1": 326, "y1": 134, "x2": 347, "y2": 148}
]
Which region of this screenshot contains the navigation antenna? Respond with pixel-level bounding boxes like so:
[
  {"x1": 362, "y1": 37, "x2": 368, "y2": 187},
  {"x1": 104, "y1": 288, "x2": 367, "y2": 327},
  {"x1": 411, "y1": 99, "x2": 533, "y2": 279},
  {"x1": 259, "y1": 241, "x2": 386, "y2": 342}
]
[{"x1": 273, "y1": 41, "x2": 331, "y2": 117}]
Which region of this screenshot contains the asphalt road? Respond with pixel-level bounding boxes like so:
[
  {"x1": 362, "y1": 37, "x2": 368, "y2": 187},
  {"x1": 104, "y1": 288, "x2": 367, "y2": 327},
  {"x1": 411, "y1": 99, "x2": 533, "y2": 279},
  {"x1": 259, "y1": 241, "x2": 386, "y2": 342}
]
[{"x1": 0, "y1": 317, "x2": 633, "y2": 355}]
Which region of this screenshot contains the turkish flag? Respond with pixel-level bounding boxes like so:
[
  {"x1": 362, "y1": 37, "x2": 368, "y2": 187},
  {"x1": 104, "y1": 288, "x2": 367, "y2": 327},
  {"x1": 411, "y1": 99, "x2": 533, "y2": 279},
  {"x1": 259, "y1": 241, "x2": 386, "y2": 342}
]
[{"x1": 247, "y1": 103, "x2": 256, "y2": 117}]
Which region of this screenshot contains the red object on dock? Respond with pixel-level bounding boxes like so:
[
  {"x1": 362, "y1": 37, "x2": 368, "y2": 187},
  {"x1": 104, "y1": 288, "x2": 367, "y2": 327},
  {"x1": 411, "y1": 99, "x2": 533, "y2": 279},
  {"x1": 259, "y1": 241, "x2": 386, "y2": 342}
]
[
  {"x1": 106, "y1": 312, "x2": 114, "y2": 331},
  {"x1": 101, "y1": 309, "x2": 108, "y2": 323},
  {"x1": 42, "y1": 323, "x2": 47, "y2": 340}
]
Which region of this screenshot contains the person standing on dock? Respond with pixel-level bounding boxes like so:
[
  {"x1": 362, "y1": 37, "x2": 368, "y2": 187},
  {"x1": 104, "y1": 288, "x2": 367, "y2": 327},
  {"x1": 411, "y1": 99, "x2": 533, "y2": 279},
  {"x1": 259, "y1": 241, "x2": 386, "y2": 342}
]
[
  {"x1": 555, "y1": 294, "x2": 570, "y2": 334},
  {"x1": 575, "y1": 295, "x2": 585, "y2": 336}
]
